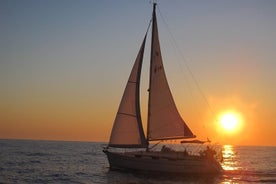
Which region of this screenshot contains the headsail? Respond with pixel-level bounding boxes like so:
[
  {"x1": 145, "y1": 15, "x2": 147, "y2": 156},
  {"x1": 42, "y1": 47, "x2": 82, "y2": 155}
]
[
  {"x1": 147, "y1": 3, "x2": 195, "y2": 141},
  {"x1": 108, "y1": 34, "x2": 148, "y2": 148}
]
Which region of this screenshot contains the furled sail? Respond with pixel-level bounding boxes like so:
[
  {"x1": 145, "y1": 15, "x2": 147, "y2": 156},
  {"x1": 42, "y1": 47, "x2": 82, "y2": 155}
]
[
  {"x1": 108, "y1": 34, "x2": 148, "y2": 148},
  {"x1": 147, "y1": 4, "x2": 195, "y2": 141}
]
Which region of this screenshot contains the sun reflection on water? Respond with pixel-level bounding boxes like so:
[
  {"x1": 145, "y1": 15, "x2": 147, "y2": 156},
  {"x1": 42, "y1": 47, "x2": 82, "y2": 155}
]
[{"x1": 221, "y1": 145, "x2": 239, "y2": 171}]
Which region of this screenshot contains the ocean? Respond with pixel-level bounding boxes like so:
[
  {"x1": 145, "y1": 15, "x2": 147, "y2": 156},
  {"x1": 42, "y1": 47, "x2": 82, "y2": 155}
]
[{"x1": 0, "y1": 139, "x2": 275, "y2": 184}]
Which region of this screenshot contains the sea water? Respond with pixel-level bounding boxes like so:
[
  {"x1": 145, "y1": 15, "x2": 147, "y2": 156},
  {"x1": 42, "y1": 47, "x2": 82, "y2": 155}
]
[{"x1": 0, "y1": 139, "x2": 275, "y2": 183}]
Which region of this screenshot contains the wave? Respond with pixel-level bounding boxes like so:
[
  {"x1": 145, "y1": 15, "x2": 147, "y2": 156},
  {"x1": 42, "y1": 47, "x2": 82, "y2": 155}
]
[
  {"x1": 224, "y1": 169, "x2": 276, "y2": 177},
  {"x1": 222, "y1": 169, "x2": 276, "y2": 183},
  {"x1": 25, "y1": 152, "x2": 52, "y2": 157}
]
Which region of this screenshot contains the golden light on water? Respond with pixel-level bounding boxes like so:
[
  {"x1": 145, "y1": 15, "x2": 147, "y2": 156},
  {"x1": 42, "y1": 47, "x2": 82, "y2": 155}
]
[{"x1": 222, "y1": 145, "x2": 237, "y2": 171}]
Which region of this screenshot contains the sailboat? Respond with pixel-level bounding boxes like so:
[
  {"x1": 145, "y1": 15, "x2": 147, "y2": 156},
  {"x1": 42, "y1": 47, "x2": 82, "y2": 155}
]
[{"x1": 103, "y1": 3, "x2": 223, "y2": 174}]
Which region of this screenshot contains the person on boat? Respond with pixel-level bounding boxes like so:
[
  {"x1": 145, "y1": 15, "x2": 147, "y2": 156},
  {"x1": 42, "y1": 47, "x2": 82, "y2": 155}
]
[
  {"x1": 161, "y1": 145, "x2": 174, "y2": 152},
  {"x1": 183, "y1": 148, "x2": 188, "y2": 156},
  {"x1": 200, "y1": 146, "x2": 216, "y2": 159}
]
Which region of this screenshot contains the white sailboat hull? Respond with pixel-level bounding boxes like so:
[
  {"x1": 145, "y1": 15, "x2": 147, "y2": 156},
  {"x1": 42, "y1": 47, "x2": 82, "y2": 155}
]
[{"x1": 104, "y1": 150, "x2": 223, "y2": 174}]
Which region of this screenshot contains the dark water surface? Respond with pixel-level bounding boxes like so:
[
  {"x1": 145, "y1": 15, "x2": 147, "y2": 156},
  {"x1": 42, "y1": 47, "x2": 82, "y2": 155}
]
[{"x1": 0, "y1": 139, "x2": 275, "y2": 183}]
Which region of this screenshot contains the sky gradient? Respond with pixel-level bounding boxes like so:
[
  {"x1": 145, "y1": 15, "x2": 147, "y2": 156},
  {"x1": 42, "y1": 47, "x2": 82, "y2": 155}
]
[{"x1": 1, "y1": 0, "x2": 275, "y2": 146}]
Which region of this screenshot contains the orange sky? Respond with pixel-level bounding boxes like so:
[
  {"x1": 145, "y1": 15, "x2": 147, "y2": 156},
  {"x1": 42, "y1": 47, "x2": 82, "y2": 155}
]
[
  {"x1": 1, "y1": 1, "x2": 275, "y2": 146},
  {"x1": 1, "y1": 92, "x2": 275, "y2": 146}
]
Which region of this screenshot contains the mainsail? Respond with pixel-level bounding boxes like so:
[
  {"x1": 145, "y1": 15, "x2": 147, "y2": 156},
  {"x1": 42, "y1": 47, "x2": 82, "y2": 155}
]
[
  {"x1": 147, "y1": 4, "x2": 195, "y2": 141},
  {"x1": 108, "y1": 34, "x2": 148, "y2": 148}
]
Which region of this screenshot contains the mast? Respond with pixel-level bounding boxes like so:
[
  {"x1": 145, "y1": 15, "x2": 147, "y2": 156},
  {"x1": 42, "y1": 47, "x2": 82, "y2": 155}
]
[{"x1": 146, "y1": 2, "x2": 157, "y2": 143}]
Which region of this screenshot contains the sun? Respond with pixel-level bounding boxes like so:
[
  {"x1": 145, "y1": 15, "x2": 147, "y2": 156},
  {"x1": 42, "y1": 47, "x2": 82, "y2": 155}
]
[
  {"x1": 218, "y1": 111, "x2": 242, "y2": 133},
  {"x1": 221, "y1": 114, "x2": 238, "y2": 131}
]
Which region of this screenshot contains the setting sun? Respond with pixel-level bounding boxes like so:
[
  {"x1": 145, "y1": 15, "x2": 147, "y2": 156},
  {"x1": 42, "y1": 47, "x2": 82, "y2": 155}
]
[
  {"x1": 218, "y1": 111, "x2": 243, "y2": 134},
  {"x1": 221, "y1": 113, "x2": 238, "y2": 131}
]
